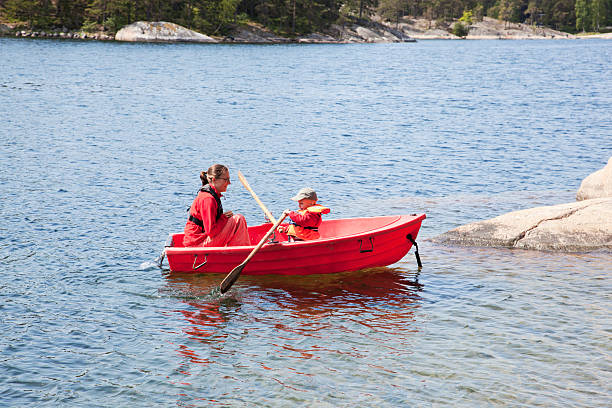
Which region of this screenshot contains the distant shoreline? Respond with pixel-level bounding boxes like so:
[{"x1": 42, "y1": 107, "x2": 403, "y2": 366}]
[{"x1": 2, "y1": 17, "x2": 611, "y2": 44}]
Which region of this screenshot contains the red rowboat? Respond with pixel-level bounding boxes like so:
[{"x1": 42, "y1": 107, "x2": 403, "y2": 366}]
[{"x1": 163, "y1": 214, "x2": 426, "y2": 275}]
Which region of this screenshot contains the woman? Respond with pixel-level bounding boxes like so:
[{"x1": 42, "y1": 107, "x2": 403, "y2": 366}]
[{"x1": 183, "y1": 164, "x2": 250, "y2": 247}]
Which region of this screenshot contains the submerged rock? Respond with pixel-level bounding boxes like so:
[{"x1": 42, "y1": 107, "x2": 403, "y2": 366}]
[
  {"x1": 115, "y1": 21, "x2": 217, "y2": 43},
  {"x1": 432, "y1": 198, "x2": 612, "y2": 252},
  {"x1": 577, "y1": 157, "x2": 612, "y2": 201}
]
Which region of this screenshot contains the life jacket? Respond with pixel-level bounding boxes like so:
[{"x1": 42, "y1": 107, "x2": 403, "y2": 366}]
[
  {"x1": 286, "y1": 204, "x2": 330, "y2": 241},
  {"x1": 187, "y1": 184, "x2": 223, "y2": 233}
]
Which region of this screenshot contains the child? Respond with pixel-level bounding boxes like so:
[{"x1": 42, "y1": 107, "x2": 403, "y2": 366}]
[{"x1": 278, "y1": 187, "x2": 330, "y2": 241}]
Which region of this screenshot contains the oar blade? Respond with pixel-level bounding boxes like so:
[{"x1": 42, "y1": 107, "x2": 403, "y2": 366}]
[
  {"x1": 219, "y1": 210, "x2": 289, "y2": 294},
  {"x1": 220, "y1": 263, "x2": 245, "y2": 293}
]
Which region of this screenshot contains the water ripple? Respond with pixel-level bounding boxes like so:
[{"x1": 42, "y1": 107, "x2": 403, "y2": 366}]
[{"x1": 1, "y1": 38, "x2": 611, "y2": 407}]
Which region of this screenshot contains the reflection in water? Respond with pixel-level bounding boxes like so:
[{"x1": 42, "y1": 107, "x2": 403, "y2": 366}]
[
  {"x1": 159, "y1": 267, "x2": 424, "y2": 396},
  {"x1": 162, "y1": 266, "x2": 422, "y2": 316}
]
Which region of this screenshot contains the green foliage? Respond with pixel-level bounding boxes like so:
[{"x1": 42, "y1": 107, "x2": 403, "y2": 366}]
[
  {"x1": 103, "y1": 15, "x2": 125, "y2": 32},
  {"x1": 459, "y1": 9, "x2": 473, "y2": 24},
  {"x1": 472, "y1": 3, "x2": 485, "y2": 21},
  {"x1": 340, "y1": 0, "x2": 377, "y2": 20},
  {"x1": 575, "y1": 0, "x2": 589, "y2": 31},
  {"x1": 487, "y1": 0, "x2": 517, "y2": 22},
  {"x1": 377, "y1": 0, "x2": 409, "y2": 24},
  {"x1": 56, "y1": 0, "x2": 88, "y2": 30},
  {"x1": 0, "y1": 0, "x2": 608, "y2": 35},
  {"x1": 575, "y1": 0, "x2": 608, "y2": 31},
  {"x1": 452, "y1": 21, "x2": 470, "y2": 36},
  {"x1": 3, "y1": 0, "x2": 55, "y2": 28},
  {"x1": 590, "y1": 0, "x2": 605, "y2": 31},
  {"x1": 81, "y1": 18, "x2": 99, "y2": 32},
  {"x1": 524, "y1": 1, "x2": 541, "y2": 25}
]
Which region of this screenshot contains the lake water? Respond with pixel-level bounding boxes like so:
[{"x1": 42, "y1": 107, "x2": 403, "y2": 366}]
[{"x1": 1, "y1": 37, "x2": 611, "y2": 406}]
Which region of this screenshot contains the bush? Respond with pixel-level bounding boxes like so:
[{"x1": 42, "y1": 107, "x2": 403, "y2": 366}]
[
  {"x1": 459, "y1": 10, "x2": 473, "y2": 25},
  {"x1": 81, "y1": 19, "x2": 100, "y2": 33},
  {"x1": 103, "y1": 16, "x2": 127, "y2": 33},
  {"x1": 452, "y1": 21, "x2": 469, "y2": 37}
]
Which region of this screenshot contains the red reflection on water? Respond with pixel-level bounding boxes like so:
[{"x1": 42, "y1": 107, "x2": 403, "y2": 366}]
[
  {"x1": 276, "y1": 343, "x2": 315, "y2": 359},
  {"x1": 248, "y1": 267, "x2": 423, "y2": 336},
  {"x1": 176, "y1": 343, "x2": 212, "y2": 365},
  {"x1": 179, "y1": 302, "x2": 227, "y2": 340},
  {"x1": 171, "y1": 301, "x2": 228, "y2": 376},
  {"x1": 161, "y1": 267, "x2": 423, "y2": 388},
  {"x1": 271, "y1": 376, "x2": 307, "y2": 392},
  {"x1": 159, "y1": 276, "x2": 232, "y2": 377}
]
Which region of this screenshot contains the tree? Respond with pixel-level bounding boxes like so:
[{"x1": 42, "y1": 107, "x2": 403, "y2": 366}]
[
  {"x1": 3, "y1": 0, "x2": 54, "y2": 28},
  {"x1": 459, "y1": 8, "x2": 473, "y2": 23},
  {"x1": 378, "y1": 0, "x2": 409, "y2": 27},
  {"x1": 575, "y1": 0, "x2": 590, "y2": 31},
  {"x1": 56, "y1": 0, "x2": 88, "y2": 29},
  {"x1": 524, "y1": 0, "x2": 541, "y2": 24},
  {"x1": 339, "y1": 0, "x2": 376, "y2": 20},
  {"x1": 472, "y1": 3, "x2": 484, "y2": 21},
  {"x1": 495, "y1": 0, "x2": 522, "y2": 24},
  {"x1": 198, "y1": 0, "x2": 241, "y2": 34},
  {"x1": 590, "y1": 0, "x2": 604, "y2": 31},
  {"x1": 546, "y1": 0, "x2": 575, "y2": 30}
]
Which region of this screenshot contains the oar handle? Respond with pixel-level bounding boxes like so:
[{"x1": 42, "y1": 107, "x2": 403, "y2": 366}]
[
  {"x1": 238, "y1": 170, "x2": 277, "y2": 223},
  {"x1": 220, "y1": 210, "x2": 290, "y2": 293}
]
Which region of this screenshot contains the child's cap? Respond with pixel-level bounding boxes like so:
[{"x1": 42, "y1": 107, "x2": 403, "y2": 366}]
[{"x1": 291, "y1": 187, "x2": 317, "y2": 201}]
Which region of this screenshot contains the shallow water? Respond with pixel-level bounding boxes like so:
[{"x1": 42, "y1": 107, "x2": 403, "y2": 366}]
[{"x1": 1, "y1": 38, "x2": 611, "y2": 406}]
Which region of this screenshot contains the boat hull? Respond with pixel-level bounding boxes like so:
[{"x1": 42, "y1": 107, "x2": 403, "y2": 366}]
[{"x1": 164, "y1": 214, "x2": 425, "y2": 275}]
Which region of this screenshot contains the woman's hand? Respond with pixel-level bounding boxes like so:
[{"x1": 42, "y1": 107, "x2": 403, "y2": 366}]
[{"x1": 224, "y1": 211, "x2": 234, "y2": 218}]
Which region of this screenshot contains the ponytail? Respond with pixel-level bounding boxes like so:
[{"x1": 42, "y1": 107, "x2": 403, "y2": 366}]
[
  {"x1": 200, "y1": 164, "x2": 228, "y2": 187},
  {"x1": 200, "y1": 171, "x2": 209, "y2": 186}
]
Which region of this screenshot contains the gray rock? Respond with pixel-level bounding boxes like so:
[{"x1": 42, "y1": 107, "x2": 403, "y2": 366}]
[
  {"x1": 355, "y1": 26, "x2": 391, "y2": 42},
  {"x1": 432, "y1": 198, "x2": 612, "y2": 252},
  {"x1": 224, "y1": 23, "x2": 291, "y2": 43},
  {"x1": 577, "y1": 157, "x2": 612, "y2": 201},
  {"x1": 115, "y1": 21, "x2": 217, "y2": 43},
  {"x1": 297, "y1": 33, "x2": 338, "y2": 43}
]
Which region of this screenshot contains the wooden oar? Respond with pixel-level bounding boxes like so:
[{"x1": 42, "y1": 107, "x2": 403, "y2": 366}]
[
  {"x1": 238, "y1": 170, "x2": 277, "y2": 223},
  {"x1": 220, "y1": 210, "x2": 289, "y2": 294}
]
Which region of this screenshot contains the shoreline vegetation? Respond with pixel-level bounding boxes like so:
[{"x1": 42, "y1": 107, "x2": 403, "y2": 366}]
[
  {"x1": 2, "y1": 16, "x2": 611, "y2": 44},
  {"x1": 1, "y1": 0, "x2": 611, "y2": 44}
]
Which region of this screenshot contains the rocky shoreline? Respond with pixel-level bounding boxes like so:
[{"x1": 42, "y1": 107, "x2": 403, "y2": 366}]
[
  {"x1": 2, "y1": 17, "x2": 610, "y2": 44},
  {"x1": 432, "y1": 157, "x2": 612, "y2": 253}
]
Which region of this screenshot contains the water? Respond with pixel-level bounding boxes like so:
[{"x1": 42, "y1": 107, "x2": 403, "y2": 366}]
[{"x1": 1, "y1": 38, "x2": 611, "y2": 406}]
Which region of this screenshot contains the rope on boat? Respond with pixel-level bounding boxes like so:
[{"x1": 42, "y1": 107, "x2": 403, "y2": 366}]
[{"x1": 406, "y1": 234, "x2": 422, "y2": 270}]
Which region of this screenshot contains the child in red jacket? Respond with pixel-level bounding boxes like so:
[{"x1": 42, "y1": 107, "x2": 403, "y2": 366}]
[{"x1": 278, "y1": 187, "x2": 330, "y2": 241}]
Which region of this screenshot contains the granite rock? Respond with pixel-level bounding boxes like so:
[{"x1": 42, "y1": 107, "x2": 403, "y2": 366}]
[
  {"x1": 115, "y1": 21, "x2": 217, "y2": 43},
  {"x1": 576, "y1": 157, "x2": 612, "y2": 201}
]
